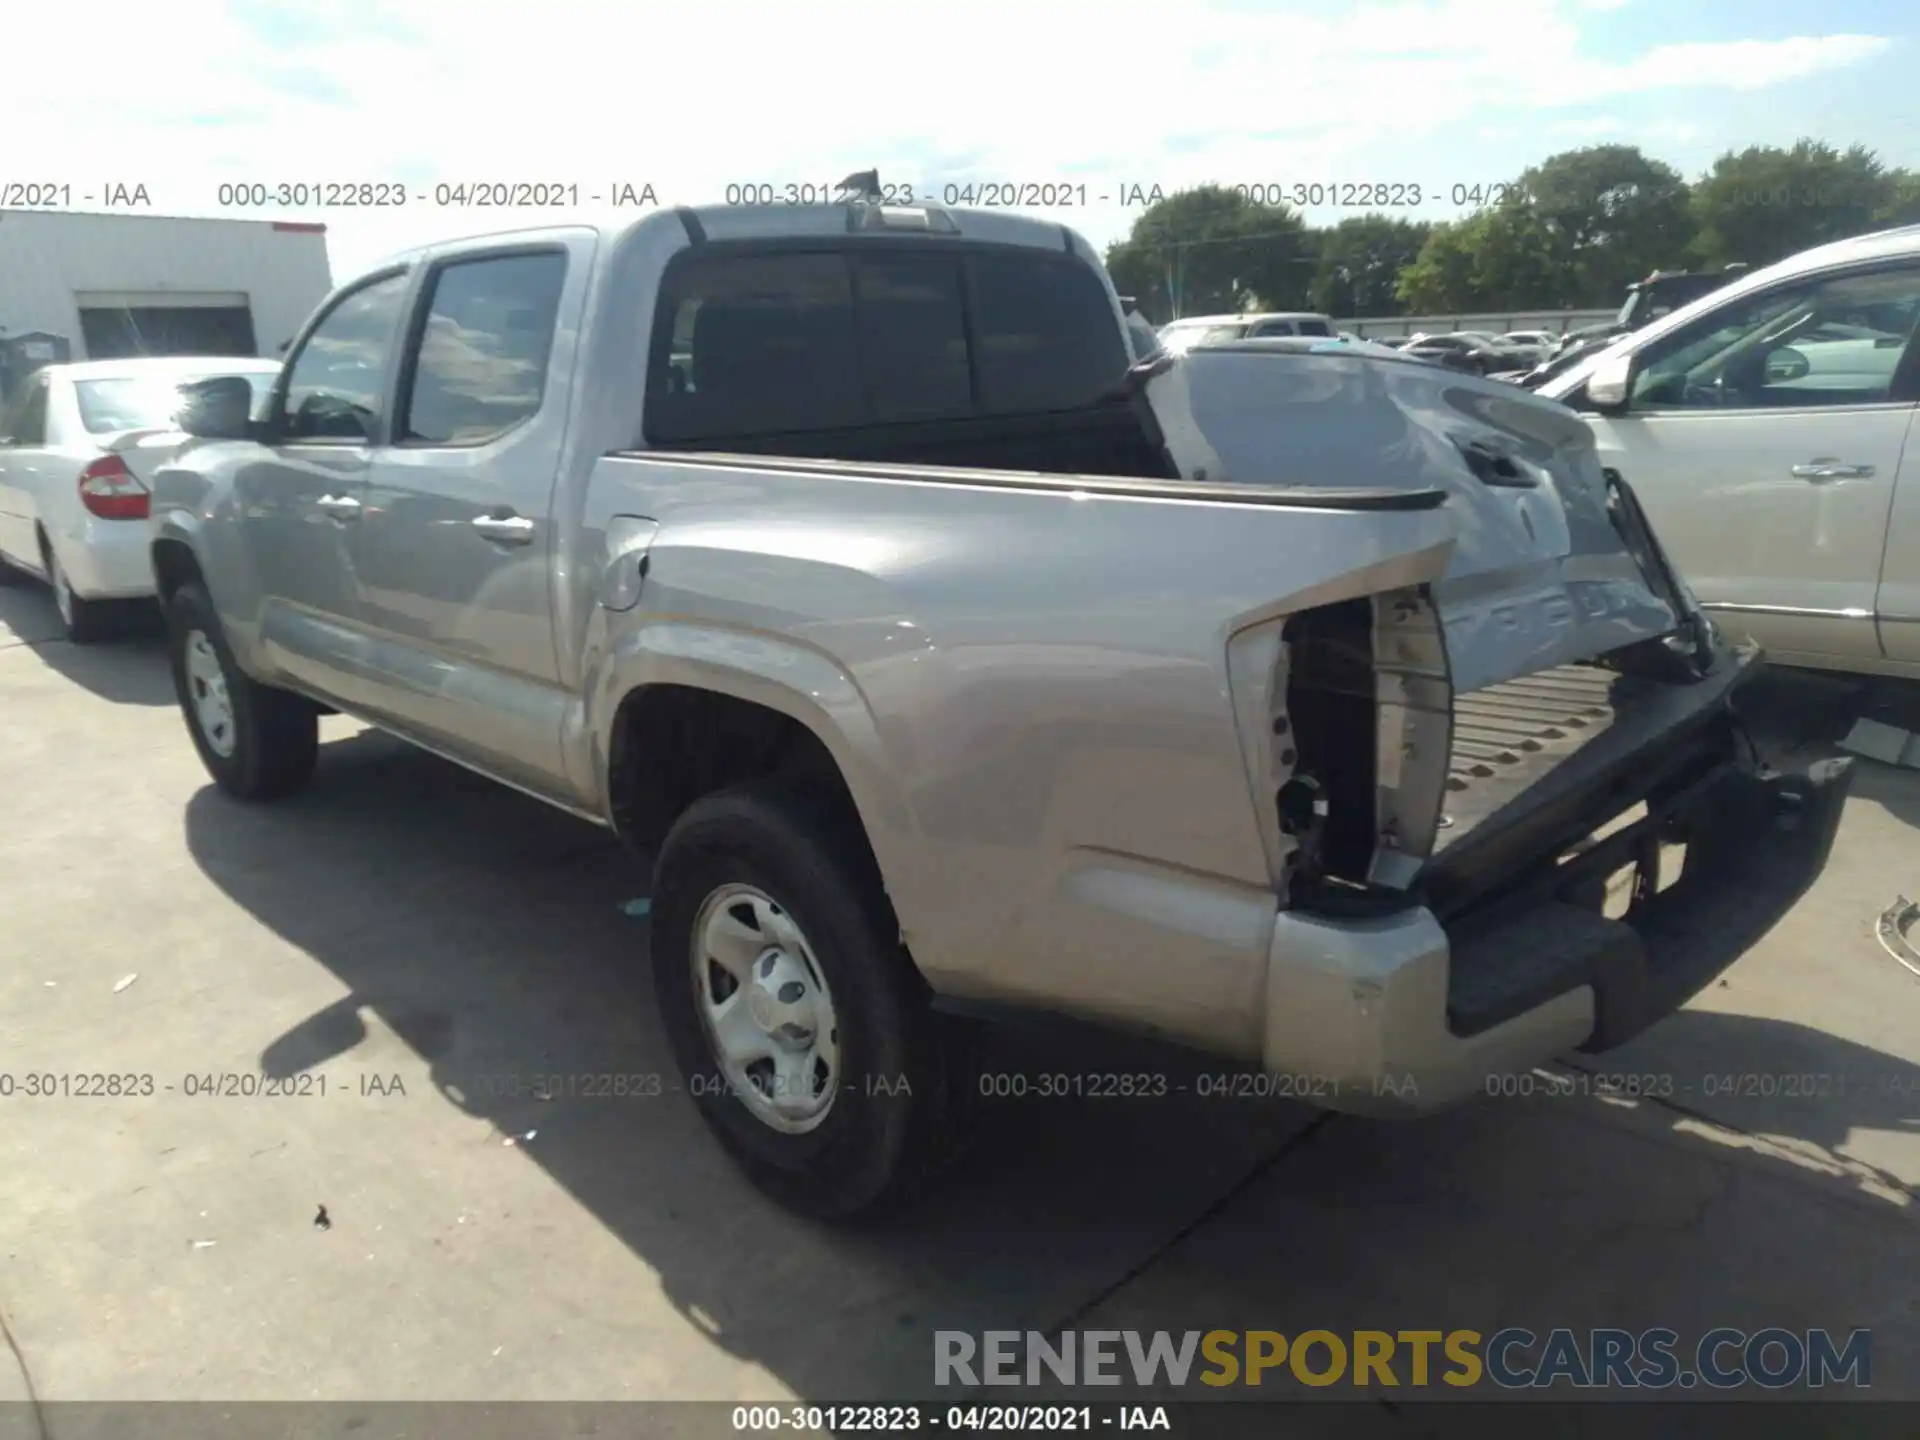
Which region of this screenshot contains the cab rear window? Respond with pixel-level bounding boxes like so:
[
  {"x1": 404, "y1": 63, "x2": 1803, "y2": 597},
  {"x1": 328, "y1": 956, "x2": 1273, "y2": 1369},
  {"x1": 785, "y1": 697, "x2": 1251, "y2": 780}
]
[{"x1": 645, "y1": 244, "x2": 1128, "y2": 444}]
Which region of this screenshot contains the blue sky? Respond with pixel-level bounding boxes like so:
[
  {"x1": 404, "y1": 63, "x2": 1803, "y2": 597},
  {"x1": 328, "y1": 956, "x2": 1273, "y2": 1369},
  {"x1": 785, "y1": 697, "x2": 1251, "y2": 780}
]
[{"x1": 17, "y1": 0, "x2": 1916, "y2": 280}]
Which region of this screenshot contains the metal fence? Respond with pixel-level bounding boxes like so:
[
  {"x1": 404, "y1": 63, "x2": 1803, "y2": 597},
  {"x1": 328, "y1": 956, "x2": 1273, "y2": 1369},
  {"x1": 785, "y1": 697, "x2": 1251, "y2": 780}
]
[{"x1": 1336, "y1": 309, "x2": 1617, "y2": 339}]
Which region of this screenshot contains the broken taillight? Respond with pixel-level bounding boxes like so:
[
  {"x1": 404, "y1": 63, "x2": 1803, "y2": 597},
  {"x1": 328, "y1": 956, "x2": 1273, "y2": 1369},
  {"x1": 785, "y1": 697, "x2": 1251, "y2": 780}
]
[{"x1": 1227, "y1": 585, "x2": 1454, "y2": 907}]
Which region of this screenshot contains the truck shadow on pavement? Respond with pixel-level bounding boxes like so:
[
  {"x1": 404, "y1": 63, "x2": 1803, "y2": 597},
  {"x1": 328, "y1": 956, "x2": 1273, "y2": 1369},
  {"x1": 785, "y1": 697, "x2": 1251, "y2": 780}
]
[{"x1": 181, "y1": 725, "x2": 1920, "y2": 1404}]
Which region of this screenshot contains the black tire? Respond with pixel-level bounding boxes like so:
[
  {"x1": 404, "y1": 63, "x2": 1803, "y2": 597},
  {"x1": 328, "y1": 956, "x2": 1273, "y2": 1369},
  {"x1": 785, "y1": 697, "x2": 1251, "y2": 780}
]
[
  {"x1": 650, "y1": 777, "x2": 971, "y2": 1220},
  {"x1": 42, "y1": 539, "x2": 115, "y2": 643},
  {"x1": 165, "y1": 581, "x2": 319, "y2": 800}
]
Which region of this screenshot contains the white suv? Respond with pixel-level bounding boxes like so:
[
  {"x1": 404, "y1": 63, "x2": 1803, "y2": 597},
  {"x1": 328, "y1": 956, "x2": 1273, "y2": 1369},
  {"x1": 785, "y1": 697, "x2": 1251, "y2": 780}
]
[{"x1": 1541, "y1": 226, "x2": 1920, "y2": 679}]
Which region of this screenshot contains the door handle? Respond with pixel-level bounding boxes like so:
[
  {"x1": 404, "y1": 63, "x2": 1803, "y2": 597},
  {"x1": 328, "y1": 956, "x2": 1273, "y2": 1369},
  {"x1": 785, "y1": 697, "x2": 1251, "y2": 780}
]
[
  {"x1": 1790, "y1": 460, "x2": 1875, "y2": 481},
  {"x1": 314, "y1": 493, "x2": 362, "y2": 521},
  {"x1": 472, "y1": 512, "x2": 535, "y2": 545}
]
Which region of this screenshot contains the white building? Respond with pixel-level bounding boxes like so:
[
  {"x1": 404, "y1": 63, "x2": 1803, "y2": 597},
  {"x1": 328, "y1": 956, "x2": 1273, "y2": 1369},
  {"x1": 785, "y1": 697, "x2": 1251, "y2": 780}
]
[{"x1": 0, "y1": 210, "x2": 332, "y2": 396}]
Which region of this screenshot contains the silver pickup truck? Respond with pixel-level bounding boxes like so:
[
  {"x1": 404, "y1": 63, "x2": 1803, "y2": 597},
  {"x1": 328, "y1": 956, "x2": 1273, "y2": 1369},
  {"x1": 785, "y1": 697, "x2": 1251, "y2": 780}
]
[{"x1": 150, "y1": 196, "x2": 1851, "y2": 1218}]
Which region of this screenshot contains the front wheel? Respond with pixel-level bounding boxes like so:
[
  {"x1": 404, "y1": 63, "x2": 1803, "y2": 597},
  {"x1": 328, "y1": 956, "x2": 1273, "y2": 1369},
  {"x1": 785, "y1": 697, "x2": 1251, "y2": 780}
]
[
  {"x1": 650, "y1": 778, "x2": 970, "y2": 1219},
  {"x1": 165, "y1": 582, "x2": 319, "y2": 800}
]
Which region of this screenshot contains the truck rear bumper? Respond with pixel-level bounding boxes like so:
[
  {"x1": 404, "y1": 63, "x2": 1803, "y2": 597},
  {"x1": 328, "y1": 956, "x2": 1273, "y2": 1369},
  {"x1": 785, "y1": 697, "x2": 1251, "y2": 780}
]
[{"x1": 1259, "y1": 749, "x2": 1852, "y2": 1116}]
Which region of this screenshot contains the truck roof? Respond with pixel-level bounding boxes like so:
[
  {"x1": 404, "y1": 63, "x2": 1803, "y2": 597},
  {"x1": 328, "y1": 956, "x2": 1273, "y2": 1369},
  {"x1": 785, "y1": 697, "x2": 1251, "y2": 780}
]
[{"x1": 373, "y1": 203, "x2": 1098, "y2": 275}]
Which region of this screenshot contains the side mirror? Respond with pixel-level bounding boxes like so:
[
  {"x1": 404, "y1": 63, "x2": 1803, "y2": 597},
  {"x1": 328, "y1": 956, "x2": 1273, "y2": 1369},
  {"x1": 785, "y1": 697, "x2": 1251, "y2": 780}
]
[
  {"x1": 176, "y1": 375, "x2": 258, "y2": 441},
  {"x1": 1764, "y1": 347, "x2": 1810, "y2": 383},
  {"x1": 1584, "y1": 351, "x2": 1634, "y2": 413}
]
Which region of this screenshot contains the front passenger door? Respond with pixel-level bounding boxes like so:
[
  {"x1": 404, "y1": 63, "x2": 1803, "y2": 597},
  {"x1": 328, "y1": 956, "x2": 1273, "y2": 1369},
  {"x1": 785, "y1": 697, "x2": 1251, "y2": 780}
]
[
  {"x1": 241, "y1": 269, "x2": 413, "y2": 703},
  {"x1": 1579, "y1": 262, "x2": 1920, "y2": 670}
]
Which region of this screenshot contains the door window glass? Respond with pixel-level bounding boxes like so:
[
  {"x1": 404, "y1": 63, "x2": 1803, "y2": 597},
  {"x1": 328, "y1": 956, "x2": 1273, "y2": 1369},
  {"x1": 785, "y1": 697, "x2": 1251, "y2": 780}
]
[
  {"x1": 400, "y1": 252, "x2": 569, "y2": 444},
  {"x1": 1630, "y1": 266, "x2": 1920, "y2": 410},
  {"x1": 281, "y1": 272, "x2": 412, "y2": 441}
]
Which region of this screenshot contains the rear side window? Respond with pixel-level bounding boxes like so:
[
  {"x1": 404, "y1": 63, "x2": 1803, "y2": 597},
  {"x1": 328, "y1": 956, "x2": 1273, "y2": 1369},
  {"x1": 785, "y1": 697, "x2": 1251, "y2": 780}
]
[
  {"x1": 400, "y1": 251, "x2": 568, "y2": 445},
  {"x1": 1296, "y1": 319, "x2": 1333, "y2": 337},
  {"x1": 645, "y1": 244, "x2": 1129, "y2": 444},
  {"x1": 964, "y1": 251, "x2": 1129, "y2": 414}
]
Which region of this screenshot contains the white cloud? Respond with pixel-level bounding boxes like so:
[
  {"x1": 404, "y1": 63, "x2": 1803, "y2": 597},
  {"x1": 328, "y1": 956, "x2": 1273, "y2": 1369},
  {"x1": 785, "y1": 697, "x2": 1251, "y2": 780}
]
[{"x1": 3, "y1": 0, "x2": 1900, "y2": 278}]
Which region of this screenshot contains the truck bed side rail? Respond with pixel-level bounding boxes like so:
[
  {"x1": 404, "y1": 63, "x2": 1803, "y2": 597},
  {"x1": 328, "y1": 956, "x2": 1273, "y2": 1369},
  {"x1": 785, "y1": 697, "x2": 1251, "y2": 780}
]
[{"x1": 605, "y1": 449, "x2": 1449, "y2": 513}]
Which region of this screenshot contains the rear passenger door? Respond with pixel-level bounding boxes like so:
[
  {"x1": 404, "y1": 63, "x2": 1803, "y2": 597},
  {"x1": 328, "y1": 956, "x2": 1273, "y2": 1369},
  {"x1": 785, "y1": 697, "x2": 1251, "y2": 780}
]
[{"x1": 354, "y1": 238, "x2": 589, "y2": 799}]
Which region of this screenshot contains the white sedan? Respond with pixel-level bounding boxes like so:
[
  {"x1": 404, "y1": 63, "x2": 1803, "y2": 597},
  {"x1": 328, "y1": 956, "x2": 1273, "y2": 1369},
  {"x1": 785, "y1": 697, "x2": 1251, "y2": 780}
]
[{"x1": 0, "y1": 357, "x2": 281, "y2": 641}]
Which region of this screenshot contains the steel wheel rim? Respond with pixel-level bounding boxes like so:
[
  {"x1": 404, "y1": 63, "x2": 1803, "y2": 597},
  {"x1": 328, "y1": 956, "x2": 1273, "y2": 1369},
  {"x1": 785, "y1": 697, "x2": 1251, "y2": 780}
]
[
  {"x1": 689, "y1": 883, "x2": 840, "y2": 1133},
  {"x1": 49, "y1": 551, "x2": 74, "y2": 626},
  {"x1": 183, "y1": 629, "x2": 237, "y2": 758}
]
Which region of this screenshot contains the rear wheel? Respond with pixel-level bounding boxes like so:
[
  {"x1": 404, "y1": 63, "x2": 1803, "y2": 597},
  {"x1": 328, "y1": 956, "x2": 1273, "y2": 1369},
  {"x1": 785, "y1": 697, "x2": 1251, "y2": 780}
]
[
  {"x1": 165, "y1": 582, "x2": 319, "y2": 800},
  {"x1": 650, "y1": 777, "x2": 972, "y2": 1219},
  {"x1": 43, "y1": 539, "x2": 113, "y2": 643}
]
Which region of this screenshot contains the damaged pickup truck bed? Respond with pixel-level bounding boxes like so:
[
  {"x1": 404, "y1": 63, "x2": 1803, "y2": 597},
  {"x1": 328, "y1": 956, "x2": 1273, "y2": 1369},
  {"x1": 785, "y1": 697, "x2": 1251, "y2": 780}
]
[{"x1": 148, "y1": 201, "x2": 1850, "y2": 1218}]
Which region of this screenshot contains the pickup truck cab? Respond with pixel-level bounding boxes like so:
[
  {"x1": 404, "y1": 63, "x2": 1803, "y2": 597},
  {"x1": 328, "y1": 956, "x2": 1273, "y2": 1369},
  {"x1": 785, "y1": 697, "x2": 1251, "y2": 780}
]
[
  {"x1": 151, "y1": 194, "x2": 1850, "y2": 1218},
  {"x1": 1543, "y1": 225, "x2": 1920, "y2": 678}
]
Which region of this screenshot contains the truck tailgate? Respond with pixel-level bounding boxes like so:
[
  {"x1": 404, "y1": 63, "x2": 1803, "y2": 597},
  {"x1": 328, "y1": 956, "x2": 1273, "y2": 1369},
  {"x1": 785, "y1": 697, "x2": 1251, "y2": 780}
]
[{"x1": 1143, "y1": 342, "x2": 1684, "y2": 692}]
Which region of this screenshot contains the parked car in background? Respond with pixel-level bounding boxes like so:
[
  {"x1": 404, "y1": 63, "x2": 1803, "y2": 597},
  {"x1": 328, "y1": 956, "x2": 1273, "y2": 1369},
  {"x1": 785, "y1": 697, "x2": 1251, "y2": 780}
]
[
  {"x1": 1503, "y1": 329, "x2": 1559, "y2": 349},
  {"x1": 148, "y1": 197, "x2": 1847, "y2": 1219},
  {"x1": 0, "y1": 358, "x2": 283, "y2": 640},
  {"x1": 1488, "y1": 335, "x2": 1553, "y2": 370},
  {"x1": 1158, "y1": 311, "x2": 1337, "y2": 353},
  {"x1": 1542, "y1": 225, "x2": 1920, "y2": 677},
  {"x1": 1402, "y1": 333, "x2": 1510, "y2": 375}
]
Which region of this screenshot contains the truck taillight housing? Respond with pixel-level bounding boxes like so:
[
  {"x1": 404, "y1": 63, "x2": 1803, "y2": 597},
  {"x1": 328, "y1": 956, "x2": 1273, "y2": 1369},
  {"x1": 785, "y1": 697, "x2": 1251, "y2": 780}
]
[
  {"x1": 77, "y1": 454, "x2": 150, "y2": 520},
  {"x1": 1228, "y1": 586, "x2": 1454, "y2": 908}
]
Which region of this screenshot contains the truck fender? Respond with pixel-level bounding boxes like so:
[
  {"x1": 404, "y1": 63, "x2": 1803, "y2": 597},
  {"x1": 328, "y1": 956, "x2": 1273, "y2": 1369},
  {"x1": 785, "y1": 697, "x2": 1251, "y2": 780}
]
[{"x1": 585, "y1": 620, "x2": 929, "y2": 937}]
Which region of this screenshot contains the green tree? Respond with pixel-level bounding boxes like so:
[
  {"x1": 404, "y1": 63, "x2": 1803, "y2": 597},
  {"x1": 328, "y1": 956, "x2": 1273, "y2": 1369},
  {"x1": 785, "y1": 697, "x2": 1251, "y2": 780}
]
[
  {"x1": 1395, "y1": 220, "x2": 1479, "y2": 312},
  {"x1": 1875, "y1": 168, "x2": 1920, "y2": 227},
  {"x1": 1690, "y1": 140, "x2": 1892, "y2": 268},
  {"x1": 1516, "y1": 144, "x2": 1694, "y2": 305},
  {"x1": 1308, "y1": 215, "x2": 1432, "y2": 317},
  {"x1": 1395, "y1": 200, "x2": 1573, "y2": 311},
  {"x1": 1105, "y1": 185, "x2": 1315, "y2": 322}
]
